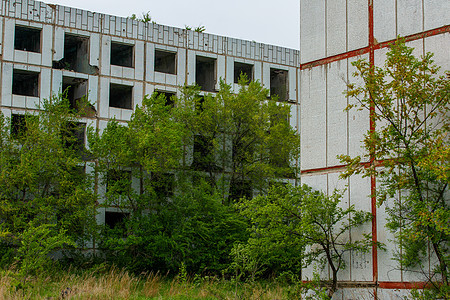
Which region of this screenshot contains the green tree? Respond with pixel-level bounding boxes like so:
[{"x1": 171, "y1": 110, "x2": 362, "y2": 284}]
[
  {"x1": 236, "y1": 184, "x2": 374, "y2": 298},
  {"x1": 88, "y1": 79, "x2": 299, "y2": 274},
  {"x1": 177, "y1": 78, "x2": 299, "y2": 203},
  {"x1": 0, "y1": 94, "x2": 96, "y2": 273},
  {"x1": 339, "y1": 40, "x2": 449, "y2": 297}
]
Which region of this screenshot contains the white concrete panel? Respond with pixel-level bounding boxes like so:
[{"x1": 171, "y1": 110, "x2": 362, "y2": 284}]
[
  {"x1": 328, "y1": 172, "x2": 351, "y2": 281},
  {"x1": 154, "y1": 72, "x2": 165, "y2": 84},
  {"x1": 166, "y1": 74, "x2": 177, "y2": 86},
  {"x1": 40, "y1": 68, "x2": 51, "y2": 101},
  {"x1": 288, "y1": 66, "x2": 296, "y2": 102},
  {"x1": 425, "y1": 33, "x2": 450, "y2": 75},
  {"x1": 186, "y1": 50, "x2": 196, "y2": 86},
  {"x1": 406, "y1": 39, "x2": 424, "y2": 58},
  {"x1": 262, "y1": 63, "x2": 270, "y2": 91},
  {"x1": 326, "y1": 60, "x2": 348, "y2": 167},
  {"x1": 0, "y1": 17, "x2": 3, "y2": 55},
  {"x1": 133, "y1": 82, "x2": 144, "y2": 109},
  {"x1": 109, "y1": 107, "x2": 121, "y2": 120},
  {"x1": 225, "y1": 57, "x2": 234, "y2": 85},
  {"x1": 26, "y1": 96, "x2": 40, "y2": 109},
  {"x1": 87, "y1": 75, "x2": 98, "y2": 110},
  {"x1": 374, "y1": 0, "x2": 396, "y2": 43},
  {"x1": 326, "y1": 0, "x2": 347, "y2": 56},
  {"x1": 424, "y1": 0, "x2": 450, "y2": 31},
  {"x1": 53, "y1": 26, "x2": 64, "y2": 61},
  {"x1": 12, "y1": 95, "x2": 26, "y2": 108},
  {"x1": 122, "y1": 66, "x2": 134, "y2": 80},
  {"x1": 98, "y1": 77, "x2": 109, "y2": 118},
  {"x1": 134, "y1": 41, "x2": 144, "y2": 80},
  {"x1": 300, "y1": 66, "x2": 327, "y2": 170},
  {"x1": 378, "y1": 289, "x2": 412, "y2": 300},
  {"x1": 3, "y1": 19, "x2": 15, "y2": 61},
  {"x1": 89, "y1": 33, "x2": 100, "y2": 67},
  {"x1": 41, "y1": 24, "x2": 52, "y2": 66},
  {"x1": 14, "y1": 50, "x2": 27, "y2": 63},
  {"x1": 397, "y1": 0, "x2": 423, "y2": 37},
  {"x1": 51, "y1": 70, "x2": 63, "y2": 95},
  {"x1": 300, "y1": 0, "x2": 326, "y2": 63},
  {"x1": 348, "y1": 55, "x2": 370, "y2": 160},
  {"x1": 301, "y1": 173, "x2": 327, "y2": 192},
  {"x1": 1, "y1": 63, "x2": 13, "y2": 106},
  {"x1": 216, "y1": 55, "x2": 226, "y2": 90},
  {"x1": 253, "y1": 61, "x2": 262, "y2": 83},
  {"x1": 176, "y1": 48, "x2": 186, "y2": 86},
  {"x1": 100, "y1": 35, "x2": 111, "y2": 76},
  {"x1": 348, "y1": 0, "x2": 369, "y2": 51},
  {"x1": 27, "y1": 52, "x2": 41, "y2": 65},
  {"x1": 145, "y1": 43, "x2": 155, "y2": 82},
  {"x1": 348, "y1": 174, "x2": 372, "y2": 281},
  {"x1": 110, "y1": 65, "x2": 122, "y2": 78}
]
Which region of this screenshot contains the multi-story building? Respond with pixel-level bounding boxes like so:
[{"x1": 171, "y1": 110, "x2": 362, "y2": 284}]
[{"x1": 0, "y1": 0, "x2": 448, "y2": 298}]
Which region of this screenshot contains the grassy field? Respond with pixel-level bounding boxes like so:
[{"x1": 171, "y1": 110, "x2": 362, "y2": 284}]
[{"x1": 0, "y1": 266, "x2": 299, "y2": 299}]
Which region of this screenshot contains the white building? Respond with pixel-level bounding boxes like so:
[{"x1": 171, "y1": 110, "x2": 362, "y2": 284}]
[{"x1": 0, "y1": 0, "x2": 448, "y2": 298}]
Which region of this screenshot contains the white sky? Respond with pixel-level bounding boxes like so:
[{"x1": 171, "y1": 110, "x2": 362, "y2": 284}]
[{"x1": 45, "y1": 0, "x2": 300, "y2": 49}]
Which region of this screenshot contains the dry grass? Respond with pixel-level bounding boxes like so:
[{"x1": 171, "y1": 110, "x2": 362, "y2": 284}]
[{"x1": 0, "y1": 267, "x2": 293, "y2": 299}]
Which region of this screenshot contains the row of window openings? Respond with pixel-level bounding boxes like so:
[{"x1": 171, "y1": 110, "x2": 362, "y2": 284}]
[{"x1": 14, "y1": 26, "x2": 289, "y2": 100}]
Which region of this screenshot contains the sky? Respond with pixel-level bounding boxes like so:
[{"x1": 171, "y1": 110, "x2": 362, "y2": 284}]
[{"x1": 45, "y1": 0, "x2": 300, "y2": 49}]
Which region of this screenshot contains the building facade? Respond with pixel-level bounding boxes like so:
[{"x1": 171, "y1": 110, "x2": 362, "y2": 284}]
[
  {"x1": 299, "y1": 0, "x2": 449, "y2": 299},
  {"x1": 0, "y1": 0, "x2": 448, "y2": 298}
]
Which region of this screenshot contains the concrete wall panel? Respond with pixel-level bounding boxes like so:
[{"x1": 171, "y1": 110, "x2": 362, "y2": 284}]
[
  {"x1": 374, "y1": 0, "x2": 396, "y2": 43},
  {"x1": 348, "y1": 0, "x2": 369, "y2": 51},
  {"x1": 326, "y1": 60, "x2": 348, "y2": 167},
  {"x1": 348, "y1": 174, "x2": 372, "y2": 281},
  {"x1": 326, "y1": 0, "x2": 347, "y2": 56},
  {"x1": 348, "y1": 55, "x2": 370, "y2": 160},
  {"x1": 1, "y1": 63, "x2": 13, "y2": 106},
  {"x1": 300, "y1": 66, "x2": 327, "y2": 170},
  {"x1": 425, "y1": 33, "x2": 450, "y2": 74},
  {"x1": 300, "y1": 0, "x2": 326, "y2": 63},
  {"x1": 397, "y1": 0, "x2": 423, "y2": 37},
  {"x1": 3, "y1": 19, "x2": 15, "y2": 61},
  {"x1": 424, "y1": 0, "x2": 450, "y2": 31}
]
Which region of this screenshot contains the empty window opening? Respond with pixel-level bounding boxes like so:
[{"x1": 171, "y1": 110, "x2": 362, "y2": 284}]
[
  {"x1": 109, "y1": 83, "x2": 133, "y2": 109},
  {"x1": 11, "y1": 114, "x2": 37, "y2": 139},
  {"x1": 229, "y1": 178, "x2": 252, "y2": 202},
  {"x1": 62, "y1": 77, "x2": 88, "y2": 111},
  {"x1": 196, "y1": 56, "x2": 216, "y2": 92},
  {"x1": 192, "y1": 134, "x2": 214, "y2": 171},
  {"x1": 63, "y1": 122, "x2": 85, "y2": 152},
  {"x1": 13, "y1": 69, "x2": 39, "y2": 97},
  {"x1": 15, "y1": 25, "x2": 41, "y2": 53},
  {"x1": 154, "y1": 91, "x2": 176, "y2": 107},
  {"x1": 106, "y1": 170, "x2": 132, "y2": 195},
  {"x1": 151, "y1": 172, "x2": 175, "y2": 198},
  {"x1": 53, "y1": 34, "x2": 97, "y2": 74},
  {"x1": 111, "y1": 42, "x2": 134, "y2": 68},
  {"x1": 154, "y1": 50, "x2": 176, "y2": 74},
  {"x1": 234, "y1": 62, "x2": 253, "y2": 83},
  {"x1": 105, "y1": 211, "x2": 129, "y2": 236},
  {"x1": 270, "y1": 68, "x2": 288, "y2": 101}
]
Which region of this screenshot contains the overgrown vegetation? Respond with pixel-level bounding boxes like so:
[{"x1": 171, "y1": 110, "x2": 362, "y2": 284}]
[
  {"x1": 340, "y1": 39, "x2": 449, "y2": 298},
  {"x1": 0, "y1": 41, "x2": 447, "y2": 299}
]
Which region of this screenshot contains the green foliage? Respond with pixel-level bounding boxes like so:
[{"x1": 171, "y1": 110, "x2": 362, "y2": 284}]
[
  {"x1": 236, "y1": 184, "x2": 375, "y2": 298},
  {"x1": 15, "y1": 224, "x2": 74, "y2": 279},
  {"x1": 185, "y1": 25, "x2": 206, "y2": 32},
  {"x1": 89, "y1": 79, "x2": 299, "y2": 274},
  {"x1": 340, "y1": 39, "x2": 449, "y2": 292},
  {"x1": 129, "y1": 11, "x2": 153, "y2": 23},
  {"x1": 0, "y1": 94, "x2": 96, "y2": 279}
]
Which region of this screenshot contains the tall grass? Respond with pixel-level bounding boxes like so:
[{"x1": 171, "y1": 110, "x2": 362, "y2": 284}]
[{"x1": 0, "y1": 266, "x2": 292, "y2": 299}]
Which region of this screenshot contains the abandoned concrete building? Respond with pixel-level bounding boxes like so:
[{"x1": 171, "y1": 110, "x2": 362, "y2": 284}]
[{"x1": 0, "y1": 0, "x2": 448, "y2": 298}]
